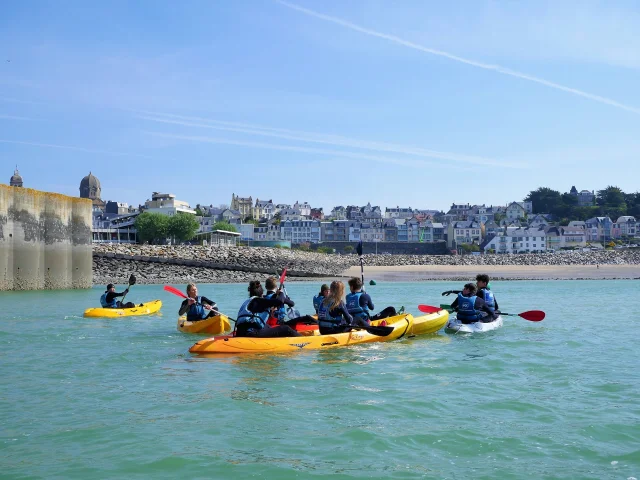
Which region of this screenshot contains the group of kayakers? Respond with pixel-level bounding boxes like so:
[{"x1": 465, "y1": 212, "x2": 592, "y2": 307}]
[
  {"x1": 171, "y1": 275, "x2": 398, "y2": 338},
  {"x1": 101, "y1": 272, "x2": 500, "y2": 330}
]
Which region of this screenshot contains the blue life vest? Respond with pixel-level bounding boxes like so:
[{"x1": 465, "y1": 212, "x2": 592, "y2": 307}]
[
  {"x1": 317, "y1": 301, "x2": 342, "y2": 329},
  {"x1": 480, "y1": 289, "x2": 495, "y2": 313},
  {"x1": 100, "y1": 292, "x2": 118, "y2": 308},
  {"x1": 312, "y1": 295, "x2": 324, "y2": 314},
  {"x1": 346, "y1": 292, "x2": 369, "y2": 321},
  {"x1": 186, "y1": 296, "x2": 208, "y2": 321},
  {"x1": 236, "y1": 297, "x2": 269, "y2": 330},
  {"x1": 264, "y1": 292, "x2": 287, "y2": 321},
  {"x1": 456, "y1": 293, "x2": 482, "y2": 323}
]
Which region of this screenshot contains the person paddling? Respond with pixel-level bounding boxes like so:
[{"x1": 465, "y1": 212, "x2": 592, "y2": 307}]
[
  {"x1": 475, "y1": 274, "x2": 499, "y2": 315},
  {"x1": 178, "y1": 283, "x2": 219, "y2": 322},
  {"x1": 450, "y1": 283, "x2": 495, "y2": 324},
  {"x1": 313, "y1": 284, "x2": 330, "y2": 314},
  {"x1": 235, "y1": 280, "x2": 301, "y2": 338},
  {"x1": 264, "y1": 276, "x2": 295, "y2": 323},
  {"x1": 100, "y1": 283, "x2": 135, "y2": 309},
  {"x1": 317, "y1": 281, "x2": 354, "y2": 334},
  {"x1": 346, "y1": 277, "x2": 396, "y2": 324}
]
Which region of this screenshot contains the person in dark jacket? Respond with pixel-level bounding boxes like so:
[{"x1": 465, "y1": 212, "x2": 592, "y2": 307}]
[
  {"x1": 178, "y1": 283, "x2": 218, "y2": 321},
  {"x1": 476, "y1": 274, "x2": 499, "y2": 315},
  {"x1": 450, "y1": 283, "x2": 495, "y2": 324},
  {"x1": 346, "y1": 277, "x2": 396, "y2": 325},
  {"x1": 235, "y1": 280, "x2": 302, "y2": 338},
  {"x1": 317, "y1": 281, "x2": 354, "y2": 335},
  {"x1": 100, "y1": 284, "x2": 135, "y2": 309}
]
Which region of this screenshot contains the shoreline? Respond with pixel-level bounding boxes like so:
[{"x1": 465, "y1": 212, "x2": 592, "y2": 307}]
[{"x1": 341, "y1": 264, "x2": 640, "y2": 281}]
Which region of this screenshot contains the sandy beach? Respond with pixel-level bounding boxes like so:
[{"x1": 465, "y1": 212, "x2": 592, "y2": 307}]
[{"x1": 342, "y1": 264, "x2": 640, "y2": 281}]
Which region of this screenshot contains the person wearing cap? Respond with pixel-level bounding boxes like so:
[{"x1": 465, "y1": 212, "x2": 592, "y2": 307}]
[
  {"x1": 100, "y1": 284, "x2": 135, "y2": 309},
  {"x1": 178, "y1": 283, "x2": 219, "y2": 321},
  {"x1": 312, "y1": 284, "x2": 330, "y2": 314}
]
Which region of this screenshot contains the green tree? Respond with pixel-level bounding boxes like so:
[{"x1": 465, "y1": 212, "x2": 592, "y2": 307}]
[
  {"x1": 135, "y1": 212, "x2": 169, "y2": 244},
  {"x1": 194, "y1": 207, "x2": 204, "y2": 216},
  {"x1": 344, "y1": 245, "x2": 354, "y2": 254},
  {"x1": 168, "y1": 213, "x2": 200, "y2": 242},
  {"x1": 524, "y1": 187, "x2": 562, "y2": 214},
  {"x1": 211, "y1": 221, "x2": 238, "y2": 233}
]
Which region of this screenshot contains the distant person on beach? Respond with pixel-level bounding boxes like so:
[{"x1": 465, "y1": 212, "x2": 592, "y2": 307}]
[
  {"x1": 313, "y1": 284, "x2": 330, "y2": 314},
  {"x1": 450, "y1": 283, "x2": 495, "y2": 324},
  {"x1": 318, "y1": 281, "x2": 354, "y2": 334},
  {"x1": 346, "y1": 277, "x2": 396, "y2": 324},
  {"x1": 100, "y1": 283, "x2": 135, "y2": 309},
  {"x1": 235, "y1": 280, "x2": 301, "y2": 338},
  {"x1": 178, "y1": 283, "x2": 218, "y2": 321},
  {"x1": 476, "y1": 274, "x2": 499, "y2": 315}
]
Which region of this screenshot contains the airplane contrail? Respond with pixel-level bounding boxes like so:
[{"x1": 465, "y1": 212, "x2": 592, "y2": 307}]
[
  {"x1": 0, "y1": 139, "x2": 154, "y2": 159},
  {"x1": 138, "y1": 111, "x2": 525, "y2": 168},
  {"x1": 276, "y1": 0, "x2": 640, "y2": 115}
]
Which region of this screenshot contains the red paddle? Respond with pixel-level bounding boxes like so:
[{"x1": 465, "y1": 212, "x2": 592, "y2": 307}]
[
  {"x1": 418, "y1": 304, "x2": 545, "y2": 322},
  {"x1": 164, "y1": 285, "x2": 187, "y2": 298}
]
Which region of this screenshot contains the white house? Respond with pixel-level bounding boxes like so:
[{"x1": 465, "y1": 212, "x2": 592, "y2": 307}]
[
  {"x1": 447, "y1": 220, "x2": 482, "y2": 248},
  {"x1": 616, "y1": 216, "x2": 637, "y2": 237},
  {"x1": 144, "y1": 192, "x2": 195, "y2": 216},
  {"x1": 280, "y1": 219, "x2": 321, "y2": 244},
  {"x1": 293, "y1": 201, "x2": 311, "y2": 217},
  {"x1": 483, "y1": 227, "x2": 547, "y2": 254},
  {"x1": 385, "y1": 206, "x2": 413, "y2": 219}
]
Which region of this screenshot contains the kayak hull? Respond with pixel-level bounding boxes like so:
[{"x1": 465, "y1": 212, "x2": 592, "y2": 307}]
[
  {"x1": 83, "y1": 300, "x2": 163, "y2": 318},
  {"x1": 406, "y1": 310, "x2": 449, "y2": 335},
  {"x1": 177, "y1": 313, "x2": 232, "y2": 334},
  {"x1": 189, "y1": 313, "x2": 414, "y2": 355},
  {"x1": 445, "y1": 315, "x2": 504, "y2": 333}
]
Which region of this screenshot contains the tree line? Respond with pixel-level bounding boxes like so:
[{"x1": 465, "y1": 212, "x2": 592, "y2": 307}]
[
  {"x1": 525, "y1": 186, "x2": 640, "y2": 224},
  {"x1": 134, "y1": 212, "x2": 238, "y2": 244}
]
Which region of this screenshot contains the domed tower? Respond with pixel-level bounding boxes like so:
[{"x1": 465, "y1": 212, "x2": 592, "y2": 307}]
[
  {"x1": 80, "y1": 172, "x2": 105, "y2": 208},
  {"x1": 10, "y1": 165, "x2": 23, "y2": 187}
]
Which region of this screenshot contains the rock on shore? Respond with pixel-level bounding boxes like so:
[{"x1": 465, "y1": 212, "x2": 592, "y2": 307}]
[{"x1": 92, "y1": 244, "x2": 640, "y2": 285}]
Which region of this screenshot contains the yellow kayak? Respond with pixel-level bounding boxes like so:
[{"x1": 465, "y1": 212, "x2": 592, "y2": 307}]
[
  {"x1": 404, "y1": 309, "x2": 449, "y2": 336},
  {"x1": 189, "y1": 313, "x2": 414, "y2": 355},
  {"x1": 177, "y1": 313, "x2": 232, "y2": 335},
  {"x1": 83, "y1": 300, "x2": 162, "y2": 318}
]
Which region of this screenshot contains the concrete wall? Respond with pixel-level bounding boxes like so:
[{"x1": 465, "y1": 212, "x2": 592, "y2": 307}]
[{"x1": 0, "y1": 185, "x2": 93, "y2": 290}]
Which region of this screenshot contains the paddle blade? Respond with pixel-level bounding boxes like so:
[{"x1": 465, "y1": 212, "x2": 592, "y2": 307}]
[
  {"x1": 128, "y1": 274, "x2": 137, "y2": 286},
  {"x1": 356, "y1": 240, "x2": 363, "y2": 256},
  {"x1": 164, "y1": 285, "x2": 187, "y2": 298},
  {"x1": 418, "y1": 304, "x2": 441, "y2": 313},
  {"x1": 349, "y1": 324, "x2": 394, "y2": 336},
  {"x1": 519, "y1": 310, "x2": 545, "y2": 322},
  {"x1": 279, "y1": 268, "x2": 287, "y2": 285}
]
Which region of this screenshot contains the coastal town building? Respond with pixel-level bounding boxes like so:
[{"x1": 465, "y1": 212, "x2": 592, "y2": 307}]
[
  {"x1": 9, "y1": 166, "x2": 23, "y2": 187},
  {"x1": 293, "y1": 201, "x2": 311, "y2": 217},
  {"x1": 616, "y1": 216, "x2": 637, "y2": 238},
  {"x1": 569, "y1": 186, "x2": 595, "y2": 206},
  {"x1": 281, "y1": 219, "x2": 321, "y2": 244},
  {"x1": 585, "y1": 217, "x2": 614, "y2": 244},
  {"x1": 230, "y1": 193, "x2": 253, "y2": 218},
  {"x1": 330, "y1": 206, "x2": 347, "y2": 220},
  {"x1": 80, "y1": 172, "x2": 106, "y2": 210},
  {"x1": 144, "y1": 192, "x2": 195, "y2": 216},
  {"x1": 385, "y1": 206, "x2": 413, "y2": 219},
  {"x1": 253, "y1": 199, "x2": 275, "y2": 220},
  {"x1": 482, "y1": 226, "x2": 547, "y2": 254},
  {"x1": 447, "y1": 220, "x2": 482, "y2": 249}
]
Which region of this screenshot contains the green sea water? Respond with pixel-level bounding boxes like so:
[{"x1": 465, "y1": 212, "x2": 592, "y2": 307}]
[{"x1": 1, "y1": 280, "x2": 639, "y2": 479}]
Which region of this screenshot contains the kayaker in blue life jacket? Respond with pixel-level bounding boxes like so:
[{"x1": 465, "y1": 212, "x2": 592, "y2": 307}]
[
  {"x1": 178, "y1": 283, "x2": 219, "y2": 322},
  {"x1": 235, "y1": 280, "x2": 302, "y2": 338},
  {"x1": 450, "y1": 283, "x2": 495, "y2": 324},
  {"x1": 476, "y1": 274, "x2": 499, "y2": 315},
  {"x1": 313, "y1": 284, "x2": 330, "y2": 314},
  {"x1": 100, "y1": 283, "x2": 135, "y2": 309},
  {"x1": 264, "y1": 276, "x2": 295, "y2": 323},
  {"x1": 346, "y1": 277, "x2": 396, "y2": 325},
  {"x1": 318, "y1": 280, "x2": 354, "y2": 335}
]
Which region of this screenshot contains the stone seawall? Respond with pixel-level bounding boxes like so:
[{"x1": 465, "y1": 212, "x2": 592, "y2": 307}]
[
  {"x1": 92, "y1": 244, "x2": 640, "y2": 285},
  {"x1": 0, "y1": 185, "x2": 93, "y2": 290},
  {"x1": 92, "y1": 244, "x2": 356, "y2": 285}
]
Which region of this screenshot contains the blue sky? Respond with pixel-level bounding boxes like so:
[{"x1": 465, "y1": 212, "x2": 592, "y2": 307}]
[{"x1": 1, "y1": 0, "x2": 639, "y2": 213}]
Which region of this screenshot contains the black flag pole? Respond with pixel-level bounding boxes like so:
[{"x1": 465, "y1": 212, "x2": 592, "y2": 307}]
[{"x1": 356, "y1": 241, "x2": 364, "y2": 290}]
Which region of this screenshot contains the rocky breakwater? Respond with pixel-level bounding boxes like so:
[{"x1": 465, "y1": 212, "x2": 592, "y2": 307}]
[
  {"x1": 359, "y1": 250, "x2": 640, "y2": 267},
  {"x1": 93, "y1": 244, "x2": 356, "y2": 285}
]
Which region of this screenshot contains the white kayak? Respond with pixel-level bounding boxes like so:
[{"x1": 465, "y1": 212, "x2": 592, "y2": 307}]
[{"x1": 445, "y1": 315, "x2": 504, "y2": 334}]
